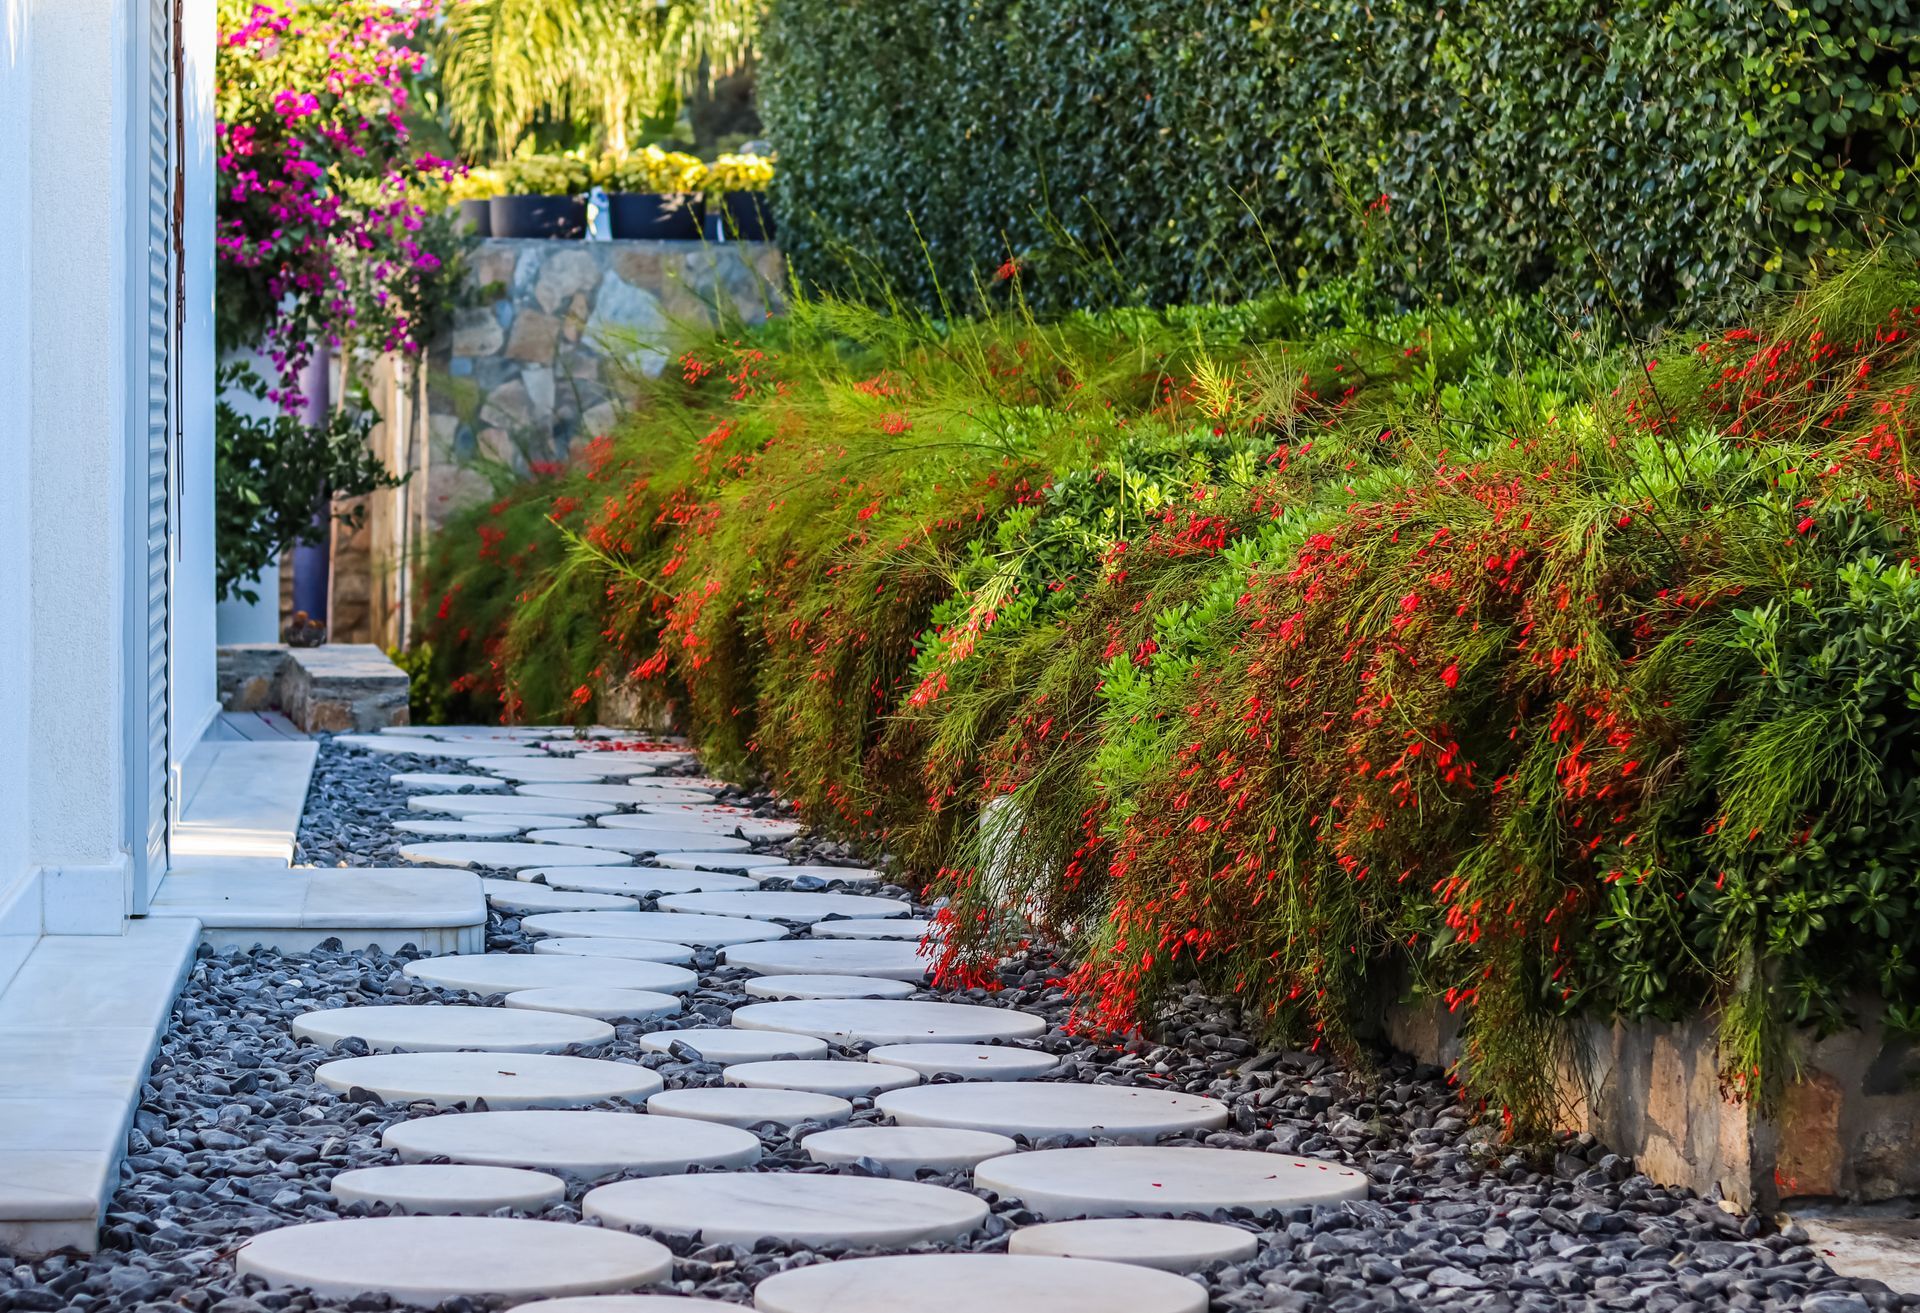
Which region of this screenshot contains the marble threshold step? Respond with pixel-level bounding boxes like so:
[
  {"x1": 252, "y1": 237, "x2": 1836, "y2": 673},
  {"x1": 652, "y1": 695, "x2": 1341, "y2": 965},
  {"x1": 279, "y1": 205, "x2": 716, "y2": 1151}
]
[
  {"x1": 172, "y1": 737, "x2": 319, "y2": 865},
  {"x1": 148, "y1": 864, "x2": 487, "y2": 954},
  {"x1": 0, "y1": 917, "x2": 200, "y2": 1256}
]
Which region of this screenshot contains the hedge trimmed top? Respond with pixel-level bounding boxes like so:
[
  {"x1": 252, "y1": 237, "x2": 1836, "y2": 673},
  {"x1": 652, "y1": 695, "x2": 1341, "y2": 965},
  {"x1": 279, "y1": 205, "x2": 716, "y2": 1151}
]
[{"x1": 761, "y1": 0, "x2": 1920, "y2": 322}]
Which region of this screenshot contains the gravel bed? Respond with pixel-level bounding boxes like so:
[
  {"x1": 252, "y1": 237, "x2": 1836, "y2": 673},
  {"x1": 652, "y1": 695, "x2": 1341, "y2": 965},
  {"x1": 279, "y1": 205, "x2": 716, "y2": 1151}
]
[{"x1": 0, "y1": 740, "x2": 1907, "y2": 1313}]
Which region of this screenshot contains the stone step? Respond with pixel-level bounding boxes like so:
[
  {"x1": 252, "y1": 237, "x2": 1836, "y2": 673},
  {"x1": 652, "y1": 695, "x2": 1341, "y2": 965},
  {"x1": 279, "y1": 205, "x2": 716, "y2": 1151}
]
[{"x1": 148, "y1": 865, "x2": 487, "y2": 954}]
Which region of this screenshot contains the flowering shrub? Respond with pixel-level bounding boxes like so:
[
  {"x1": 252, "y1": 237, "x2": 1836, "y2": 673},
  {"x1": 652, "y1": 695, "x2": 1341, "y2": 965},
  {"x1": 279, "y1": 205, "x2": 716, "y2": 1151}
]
[
  {"x1": 600, "y1": 147, "x2": 709, "y2": 194},
  {"x1": 699, "y1": 153, "x2": 774, "y2": 194},
  {"x1": 416, "y1": 257, "x2": 1920, "y2": 1127},
  {"x1": 216, "y1": 0, "x2": 462, "y2": 406}
]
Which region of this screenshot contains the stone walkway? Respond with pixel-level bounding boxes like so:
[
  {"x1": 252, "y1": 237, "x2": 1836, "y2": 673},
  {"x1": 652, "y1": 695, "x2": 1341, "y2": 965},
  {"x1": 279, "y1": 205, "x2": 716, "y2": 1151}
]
[{"x1": 1, "y1": 726, "x2": 1910, "y2": 1313}]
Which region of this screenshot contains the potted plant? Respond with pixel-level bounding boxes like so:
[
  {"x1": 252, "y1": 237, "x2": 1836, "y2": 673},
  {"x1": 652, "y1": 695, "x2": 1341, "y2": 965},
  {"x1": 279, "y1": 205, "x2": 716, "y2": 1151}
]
[
  {"x1": 701, "y1": 153, "x2": 775, "y2": 242},
  {"x1": 600, "y1": 147, "x2": 706, "y2": 240},
  {"x1": 447, "y1": 167, "x2": 502, "y2": 237},
  {"x1": 490, "y1": 154, "x2": 591, "y2": 238}
]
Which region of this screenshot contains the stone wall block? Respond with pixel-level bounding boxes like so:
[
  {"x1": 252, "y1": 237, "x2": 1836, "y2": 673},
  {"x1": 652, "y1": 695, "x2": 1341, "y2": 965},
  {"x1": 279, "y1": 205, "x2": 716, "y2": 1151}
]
[
  {"x1": 534, "y1": 247, "x2": 603, "y2": 314},
  {"x1": 504, "y1": 309, "x2": 561, "y2": 364},
  {"x1": 451, "y1": 305, "x2": 504, "y2": 357}
]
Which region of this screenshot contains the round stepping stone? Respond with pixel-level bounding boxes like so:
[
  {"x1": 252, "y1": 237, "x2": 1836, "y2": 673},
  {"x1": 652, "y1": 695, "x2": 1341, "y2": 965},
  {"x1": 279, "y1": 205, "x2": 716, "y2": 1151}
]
[
  {"x1": 651, "y1": 851, "x2": 783, "y2": 872},
  {"x1": 744, "y1": 974, "x2": 916, "y2": 1000},
  {"x1": 658, "y1": 891, "x2": 907, "y2": 925},
  {"x1": 399, "y1": 841, "x2": 628, "y2": 870},
  {"x1": 505, "y1": 987, "x2": 682, "y2": 1022},
  {"x1": 802, "y1": 1125, "x2": 1017, "y2": 1176},
  {"x1": 293, "y1": 1005, "x2": 615, "y2": 1054},
  {"x1": 530, "y1": 868, "x2": 761, "y2": 897},
  {"x1": 584, "y1": 1173, "x2": 987, "y2": 1248},
  {"x1": 329, "y1": 1164, "x2": 565, "y2": 1215},
  {"x1": 973, "y1": 1146, "x2": 1368, "y2": 1218},
  {"x1": 535, "y1": 937, "x2": 695, "y2": 965},
  {"x1": 637, "y1": 1028, "x2": 828, "y2": 1063},
  {"x1": 734, "y1": 999, "x2": 1044, "y2": 1046},
  {"x1": 519, "y1": 784, "x2": 717, "y2": 805},
  {"x1": 720, "y1": 940, "x2": 931, "y2": 981},
  {"x1": 867, "y1": 1044, "x2": 1059, "y2": 1081},
  {"x1": 521, "y1": 911, "x2": 786, "y2": 947},
  {"x1": 724, "y1": 1059, "x2": 920, "y2": 1098},
  {"x1": 236, "y1": 1216, "x2": 671, "y2": 1306},
  {"x1": 750, "y1": 1253, "x2": 1208, "y2": 1313},
  {"x1": 412, "y1": 795, "x2": 617, "y2": 818},
  {"x1": 752, "y1": 864, "x2": 882, "y2": 884},
  {"x1": 645, "y1": 1086, "x2": 850, "y2": 1129},
  {"x1": 505, "y1": 1299, "x2": 731, "y2": 1312},
  {"x1": 317, "y1": 1052, "x2": 663, "y2": 1109},
  {"x1": 392, "y1": 773, "x2": 505, "y2": 791},
  {"x1": 405, "y1": 953, "x2": 696, "y2": 995},
  {"x1": 1008, "y1": 1217, "x2": 1258, "y2": 1270},
  {"x1": 602, "y1": 812, "x2": 799, "y2": 840},
  {"x1": 810, "y1": 917, "x2": 939, "y2": 940},
  {"x1": 480, "y1": 759, "x2": 663, "y2": 780},
  {"x1": 877, "y1": 1084, "x2": 1226, "y2": 1141},
  {"x1": 481, "y1": 879, "x2": 639, "y2": 915},
  {"x1": 524, "y1": 828, "x2": 752, "y2": 855},
  {"x1": 393, "y1": 817, "x2": 532, "y2": 839},
  {"x1": 339, "y1": 735, "x2": 539, "y2": 759},
  {"x1": 383, "y1": 1109, "x2": 760, "y2": 1177}
]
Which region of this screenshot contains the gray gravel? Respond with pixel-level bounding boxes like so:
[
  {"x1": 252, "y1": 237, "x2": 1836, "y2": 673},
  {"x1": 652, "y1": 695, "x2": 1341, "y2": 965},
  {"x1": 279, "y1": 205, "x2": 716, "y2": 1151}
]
[{"x1": 0, "y1": 738, "x2": 1907, "y2": 1313}]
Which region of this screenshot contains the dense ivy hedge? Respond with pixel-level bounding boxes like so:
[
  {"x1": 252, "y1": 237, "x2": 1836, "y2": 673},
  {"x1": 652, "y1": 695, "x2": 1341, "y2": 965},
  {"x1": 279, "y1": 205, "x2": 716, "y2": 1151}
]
[{"x1": 761, "y1": 0, "x2": 1920, "y2": 321}]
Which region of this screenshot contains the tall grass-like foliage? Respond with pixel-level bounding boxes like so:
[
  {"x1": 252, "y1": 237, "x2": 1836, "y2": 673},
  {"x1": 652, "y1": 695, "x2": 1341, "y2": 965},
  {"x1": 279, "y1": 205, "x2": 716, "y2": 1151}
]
[{"x1": 417, "y1": 257, "x2": 1920, "y2": 1126}]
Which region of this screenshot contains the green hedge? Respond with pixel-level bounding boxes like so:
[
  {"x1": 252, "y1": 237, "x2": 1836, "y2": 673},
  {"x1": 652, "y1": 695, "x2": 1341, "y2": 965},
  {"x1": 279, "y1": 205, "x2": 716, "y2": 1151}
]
[{"x1": 761, "y1": 0, "x2": 1920, "y2": 321}]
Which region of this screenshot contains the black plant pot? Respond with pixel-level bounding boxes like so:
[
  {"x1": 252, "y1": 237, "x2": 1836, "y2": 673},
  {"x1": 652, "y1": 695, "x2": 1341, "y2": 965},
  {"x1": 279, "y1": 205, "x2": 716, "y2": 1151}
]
[
  {"x1": 608, "y1": 191, "x2": 704, "y2": 240},
  {"x1": 456, "y1": 199, "x2": 493, "y2": 237},
  {"x1": 705, "y1": 191, "x2": 774, "y2": 242},
  {"x1": 488, "y1": 194, "x2": 586, "y2": 239}
]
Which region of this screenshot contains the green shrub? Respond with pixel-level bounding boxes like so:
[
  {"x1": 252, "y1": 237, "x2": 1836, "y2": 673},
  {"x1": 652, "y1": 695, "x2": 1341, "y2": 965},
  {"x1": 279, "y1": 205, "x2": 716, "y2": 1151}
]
[
  {"x1": 761, "y1": 0, "x2": 1920, "y2": 322},
  {"x1": 414, "y1": 256, "x2": 1920, "y2": 1127}
]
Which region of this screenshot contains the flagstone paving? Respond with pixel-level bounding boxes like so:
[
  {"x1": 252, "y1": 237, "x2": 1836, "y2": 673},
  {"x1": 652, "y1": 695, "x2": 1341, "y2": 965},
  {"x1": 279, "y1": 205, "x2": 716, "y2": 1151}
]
[{"x1": 7, "y1": 728, "x2": 1899, "y2": 1313}]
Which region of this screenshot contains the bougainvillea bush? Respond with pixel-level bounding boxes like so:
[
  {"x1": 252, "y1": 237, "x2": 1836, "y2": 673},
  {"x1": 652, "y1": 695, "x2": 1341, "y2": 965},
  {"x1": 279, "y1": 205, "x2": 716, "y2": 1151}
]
[{"x1": 416, "y1": 256, "x2": 1920, "y2": 1126}]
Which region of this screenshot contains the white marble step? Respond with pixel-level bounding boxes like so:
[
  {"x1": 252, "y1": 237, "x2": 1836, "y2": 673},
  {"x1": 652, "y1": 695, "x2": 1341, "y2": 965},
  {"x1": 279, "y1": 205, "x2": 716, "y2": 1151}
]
[{"x1": 149, "y1": 865, "x2": 487, "y2": 954}]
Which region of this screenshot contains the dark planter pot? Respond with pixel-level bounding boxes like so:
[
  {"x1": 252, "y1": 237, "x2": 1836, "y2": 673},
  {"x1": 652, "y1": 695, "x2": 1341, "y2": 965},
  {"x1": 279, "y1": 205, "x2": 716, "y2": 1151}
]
[
  {"x1": 456, "y1": 199, "x2": 493, "y2": 237},
  {"x1": 488, "y1": 193, "x2": 586, "y2": 239},
  {"x1": 705, "y1": 191, "x2": 774, "y2": 242},
  {"x1": 608, "y1": 191, "x2": 704, "y2": 240}
]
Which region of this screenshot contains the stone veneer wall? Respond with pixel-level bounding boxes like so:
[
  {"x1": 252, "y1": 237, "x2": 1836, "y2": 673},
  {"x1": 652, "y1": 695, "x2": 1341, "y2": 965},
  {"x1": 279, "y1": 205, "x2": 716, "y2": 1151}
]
[{"x1": 426, "y1": 238, "x2": 784, "y2": 530}]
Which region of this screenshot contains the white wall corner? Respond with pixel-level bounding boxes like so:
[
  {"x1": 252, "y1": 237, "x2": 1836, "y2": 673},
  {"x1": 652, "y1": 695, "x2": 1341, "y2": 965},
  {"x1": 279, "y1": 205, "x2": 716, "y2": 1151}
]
[{"x1": 41, "y1": 858, "x2": 132, "y2": 935}]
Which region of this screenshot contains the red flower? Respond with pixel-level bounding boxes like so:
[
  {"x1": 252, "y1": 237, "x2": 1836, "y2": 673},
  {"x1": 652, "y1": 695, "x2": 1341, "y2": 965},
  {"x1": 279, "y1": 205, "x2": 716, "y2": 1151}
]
[{"x1": 994, "y1": 259, "x2": 1021, "y2": 283}]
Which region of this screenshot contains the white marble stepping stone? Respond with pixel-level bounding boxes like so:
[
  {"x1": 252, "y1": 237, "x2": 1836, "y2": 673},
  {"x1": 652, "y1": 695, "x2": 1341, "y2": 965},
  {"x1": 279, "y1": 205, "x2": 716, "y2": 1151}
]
[
  {"x1": 479, "y1": 758, "x2": 662, "y2": 780},
  {"x1": 384, "y1": 1108, "x2": 761, "y2": 1177},
  {"x1": 809, "y1": 917, "x2": 939, "y2": 940},
  {"x1": 658, "y1": 891, "x2": 907, "y2": 924},
  {"x1": 529, "y1": 868, "x2": 762, "y2": 897},
  {"x1": 519, "y1": 783, "x2": 717, "y2": 805},
  {"x1": 393, "y1": 773, "x2": 506, "y2": 791},
  {"x1": 743, "y1": 974, "x2": 916, "y2": 1000},
  {"x1": 597, "y1": 812, "x2": 766, "y2": 834},
  {"x1": 505, "y1": 987, "x2": 682, "y2": 1021},
  {"x1": 330, "y1": 1164, "x2": 565, "y2": 1215},
  {"x1": 1008, "y1": 1217, "x2": 1258, "y2": 1270},
  {"x1": 293, "y1": 1005, "x2": 614, "y2": 1054},
  {"x1": 535, "y1": 937, "x2": 695, "y2": 965},
  {"x1": 411, "y1": 795, "x2": 617, "y2": 818},
  {"x1": 482, "y1": 878, "x2": 639, "y2": 914},
  {"x1": 735, "y1": 999, "x2": 1044, "y2": 1046},
  {"x1": 317, "y1": 1052, "x2": 663, "y2": 1109},
  {"x1": 381, "y1": 725, "x2": 566, "y2": 740},
  {"x1": 720, "y1": 940, "x2": 931, "y2": 981},
  {"x1": 752, "y1": 864, "x2": 882, "y2": 884},
  {"x1": 724, "y1": 1059, "x2": 920, "y2": 1098},
  {"x1": 877, "y1": 1083, "x2": 1226, "y2": 1141},
  {"x1": 866, "y1": 1044, "x2": 1059, "y2": 1081},
  {"x1": 645, "y1": 1086, "x2": 850, "y2": 1129},
  {"x1": 750, "y1": 1253, "x2": 1208, "y2": 1313},
  {"x1": 393, "y1": 817, "x2": 533, "y2": 839},
  {"x1": 521, "y1": 910, "x2": 786, "y2": 947},
  {"x1": 637, "y1": 1028, "x2": 828, "y2": 1063},
  {"x1": 651, "y1": 851, "x2": 783, "y2": 872},
  {"x1": 399, "y1": 841, "x2": 629, "y2": 870},
  {"x1": 236, "y1": 1216, "x2": 671, "y2": 1306},
  {"x1": 974, "y1": 1146, "x2": 1367, "y2": 1218},
  {"x1": 338, "y1": 736, "x2": 539, "y2": 759},
  {"x1": 404, "y1": 953, "x2": 696, "y2": 995},
  {"x1": 504, "y1": 1298, "x2": 731, "y2": 1312},
  {"x1": 524, "y1": 828, "x2": 753, "y2": 855},
  {"x1": 801, "y1": 1125, "x2": 1017, "y2": 1176},
  {"x1": 584, "y1": 1172, "x2": 987, "y2": 1247}
]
